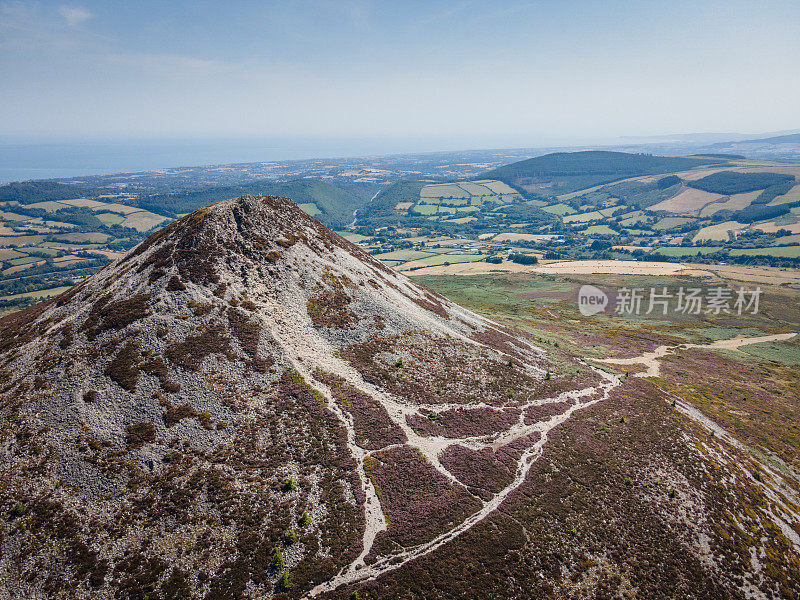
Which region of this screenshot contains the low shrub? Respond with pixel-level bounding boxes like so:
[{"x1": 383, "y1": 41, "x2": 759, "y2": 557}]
[
  {"x1": 125, "y1": 422, "x2": 155, "y2": 450},
  {"x1": 105, "y1": 342, "x2": 141, "y2": 392}
]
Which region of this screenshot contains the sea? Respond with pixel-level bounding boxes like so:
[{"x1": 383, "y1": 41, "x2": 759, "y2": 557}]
[{"x1": 0, "y1": 137, "x2": 440, "y2": 183}]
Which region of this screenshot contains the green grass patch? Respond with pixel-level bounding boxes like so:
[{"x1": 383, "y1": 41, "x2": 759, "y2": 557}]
[
  {"x1": 581, "y1": 225, "x2": 616, "y2": 235},
  {"x1": 773, "y1": 234, "x2": 800, "y2": 246},
  {"x1": 653, "y1": 246, "x2": 724, "y2": 257},
  {"x1": 298, "y1": 202, "x2": 322, "y2": 216},
  {"x1": 8, "y1": 256, "x2": 40, "y2": 266},
  {"x1": 729, "y1": 246, "x2": 800, "y2": 258},
  {"x1": 416, "y1": 253, "x2": 484, "y2": 266},
  {"x1": 374, "y1": 249, "x2": 433, "y2": 261},
  {"x1": 0, "y1": 286, "x2": 71, "y2": 303},
  {"x1": 31, "y1": 246, "x2": 62, "y2": 256},
  {"x1": 95, "y1": 212, "x2": 126, "y2": 226},
  {"x1": 542, "y1": 203, "x2": 576, "y2": 216},
  {"x1": 653, "y1": 217, "x2": 696, "y2": 230},
  {"x1": 564, "y1": 210, "x2": 605, "y2": 223},
  {"x1": 740, "y1": 340, "x2": 800, "y2": 365},
  {"x1": 411, "y1": 204, "x2": 438, "y2": 215}
]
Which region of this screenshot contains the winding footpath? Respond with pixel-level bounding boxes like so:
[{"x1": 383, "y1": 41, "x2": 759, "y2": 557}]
[
  {"x1": 306, "y1": 327, "x2": 798, "y2": 597},
  {"x1": 308, "y1": 368, "x2": 620, "y2": 597},
  {"x1": 596, "y1": 332, "x2": 797, "y2": 378},
  {"x1": 264, "y1": 264, "x2": 799, "y2": 599}
]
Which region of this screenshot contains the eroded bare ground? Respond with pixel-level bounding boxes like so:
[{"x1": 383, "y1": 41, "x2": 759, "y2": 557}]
[
  {"x1": 1, "y1": 197, "x2": 799, "y2": 600},
  {"x1": 306, "y1": 335, "x2": 800, "y2": 599},
  {"x1": 337, "y1": 378, "x2": 800, "y2": 600}
]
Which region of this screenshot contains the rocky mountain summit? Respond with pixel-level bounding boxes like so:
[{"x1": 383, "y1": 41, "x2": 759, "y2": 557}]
[{"x1": 1, "y1": 195, "x2": 799, "y2": 600}]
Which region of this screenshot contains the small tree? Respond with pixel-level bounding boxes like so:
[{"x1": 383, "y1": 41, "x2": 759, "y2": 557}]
[
  {"x1": 271, "y1": 547, "x2": 285, "y2": 571},
  {"x1": 299, "y1": 511, "x2": 312, "y2": 527},
  {"x1": 276, "y1": 572, "x2": 293, "y2": 591}
]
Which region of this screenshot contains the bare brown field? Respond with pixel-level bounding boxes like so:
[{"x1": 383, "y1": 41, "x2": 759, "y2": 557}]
[
  {"x1": 492, "y1": 233, "x2": 558, "y2": 242},
  {"x1": 122, "y1": 211, "x2": 170, "y2": 232},
  {"x1": 648, "y1": 187, "x2": 724, "y2": 214},
  {"x1": 752, "y1": 221, "x2": 800, "y2": 234},
  {"x1": 0, "y1": 248, "x2": 24, "y2": 261},
  {"x1": 694, "y1": 220, "x2": 748, "y2": 241},
  {"x1": 404, "y1": 259, "x2": 692, "y2": 276},
  {"x1": 768, "y1": 184, "x2": 800, "y2": 207},
  {"x1": 699, "y1": 190, "x2": 760, "y2": 217},
  {"x1": 0, "y1": 235, "x2": 46, "y2": 246}
]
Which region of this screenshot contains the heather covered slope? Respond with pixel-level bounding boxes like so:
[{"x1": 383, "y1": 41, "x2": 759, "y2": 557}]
[
  {"x1": 0, "y1": 195, "x2": 587, "y2": 598},
  {"x1": 0, "y1": 195, "x2": 799, "y2": 600}
]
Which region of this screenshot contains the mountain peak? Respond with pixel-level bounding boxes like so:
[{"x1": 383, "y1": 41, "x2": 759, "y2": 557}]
[
  {"x1": 121, "y1": 194, "x2": 366, "y2": 287},
  {"x1": 1, "y1": 194, "x2": 592, "y2": 598}
]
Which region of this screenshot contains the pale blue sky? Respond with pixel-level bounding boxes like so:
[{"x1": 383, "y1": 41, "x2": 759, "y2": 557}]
[{"x1": 1, "y1": 0, "x2": 798, "y2": 146}]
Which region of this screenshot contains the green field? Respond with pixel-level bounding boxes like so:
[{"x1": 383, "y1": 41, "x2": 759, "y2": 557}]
[
  {"x1": 96, "y1": 212, "x2": 126, "y2": 226},
  {"x1": 415, "y1": 253, "x2": 484, "y2": 266},
  {"x1": 542, "y1": 203, "x2": 576, "y2": 216},
  {"x1": 9, "y1": 256, "x2": 40, "y2": 266},
  {"x1": 653, "y1": 246, "x2": 724, "y2": 257},
  {"x1": 30, "y1": 246, "x2": 63, "y2": 256},
  {"x1": 410, "y1": 179, "x2": 523, "y2": 217},
  {"x1": 774, "y1": 234, "x2": 800, "y2": 245},
  {"x1": 0, "y1": 286, "x2": 71, "y2": 303},
  {"x1": 298, "y1": 202, "x2": 322, "y2": 216},
  {"x1": 581, "y1": 225, "x2": 616, "y2": 235},
  {"x1": 729, "y1": 246, "x2": 800, "y2": 258},
  {"x1": 376, "y1": 249, "x2": 433, "y2": 261},
  {"x1": 411, "y1": 204, "x2": 438, "y2": 215},
  {"x1": 652, "y1": 217, "x2": 695, "y2": 230},
  {"x1": 564, "y1": 210, "x2": 605, "y2": 223}
]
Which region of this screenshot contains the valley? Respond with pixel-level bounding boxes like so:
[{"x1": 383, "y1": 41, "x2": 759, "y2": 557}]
[{"x1": 3, "y1": 146, "x2": 800, "y2": 316}]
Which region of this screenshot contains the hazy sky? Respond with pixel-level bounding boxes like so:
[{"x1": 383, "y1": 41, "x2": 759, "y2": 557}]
[{"x1": 1, "y1": 0, "x2": 798, "y2": 146}]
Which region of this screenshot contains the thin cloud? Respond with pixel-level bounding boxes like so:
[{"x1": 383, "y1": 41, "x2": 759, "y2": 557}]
[{"x1": 58, "y1": 5, "x2": 93, "y2": 27}]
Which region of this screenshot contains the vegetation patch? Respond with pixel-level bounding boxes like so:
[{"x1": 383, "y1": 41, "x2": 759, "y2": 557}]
[
  {"x1": 688, "y1": 171, "x2": 795, "y2": 194},
  {"x1": 165, "y1": 324, "x2": 234, "y2": 371},
  {"x1": 407, "y1": 406, "x2": 520, "y2": 438},
  {"x1": 105, "y1": 341, "x2": 141, "y2": 392},
  {"x1": 366, "y1": 445, "x2": 482, "y2": 548},
  {"x1": 83, "y1": 293, "x2": 150, "y2": 340},
  {"x1": 125, "y1": 421, "x2": 156, "y2": 450},
  {"x1": 306, "y1": 276, "x2": 360, "y2": 329},
  {"x1": 440, "y1": 445, "x2": 514, "y2": 497},
  {"x1": 314, "y1": 370, "x2": 407, "y2": 450}
]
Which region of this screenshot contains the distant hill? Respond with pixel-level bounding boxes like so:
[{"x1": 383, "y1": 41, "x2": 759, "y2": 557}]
[
  {"x1": 0, "y1": 181, "x2": 98, "y2": 205},
  {"x1": 138, "y1": 179, "x2": 379, "y2": 228},
  {"x1": 482, "y1": 151, "x2": 722, "y2": 196},
  {"x1": 737, "y1": 133, "x2": 800, "y2": 144}
]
